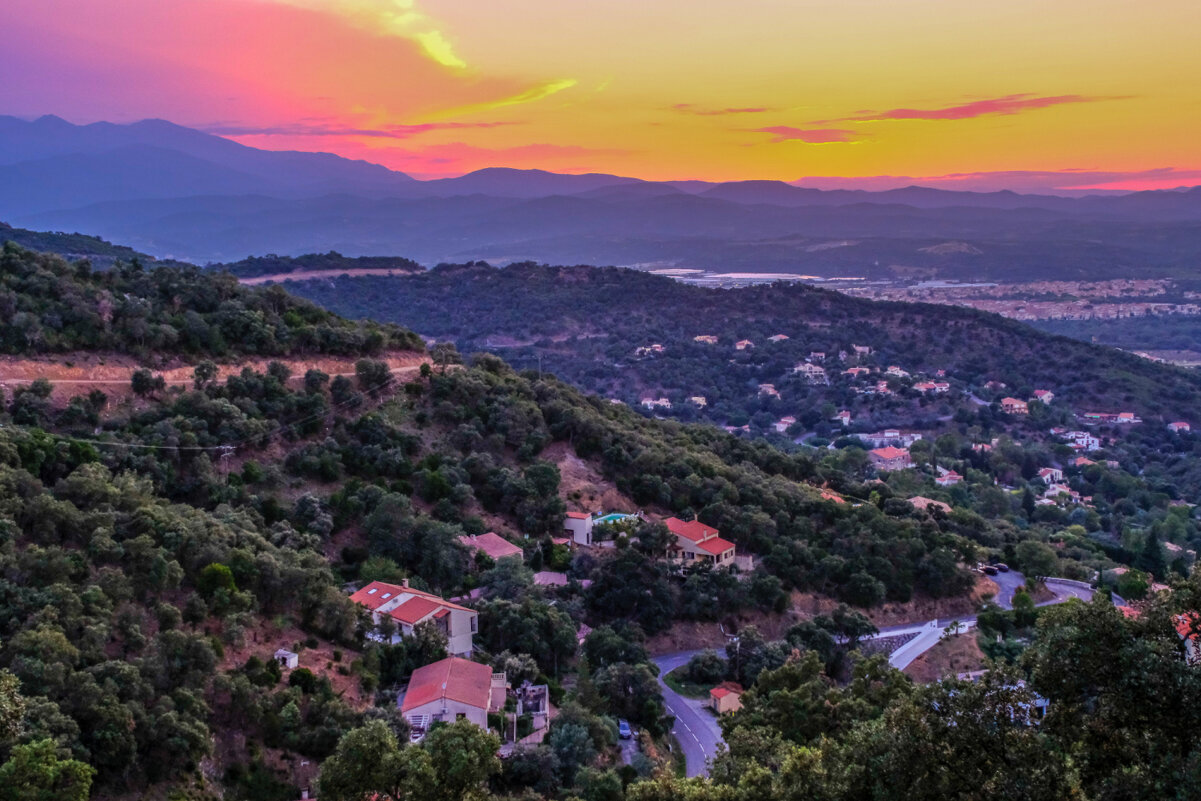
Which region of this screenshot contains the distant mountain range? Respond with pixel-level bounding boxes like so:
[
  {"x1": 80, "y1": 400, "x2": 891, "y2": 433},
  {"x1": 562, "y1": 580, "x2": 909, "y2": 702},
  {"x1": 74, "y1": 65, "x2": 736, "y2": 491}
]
[{"x1": 3, "y1": 115, "x2": 1201, "y2": 276}]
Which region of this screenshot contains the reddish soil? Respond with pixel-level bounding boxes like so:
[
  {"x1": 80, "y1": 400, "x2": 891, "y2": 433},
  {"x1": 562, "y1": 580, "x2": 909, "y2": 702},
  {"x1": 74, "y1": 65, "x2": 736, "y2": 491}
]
[
  {"x1": 0, "y1": 350, "x2": 428, "y2": 402},
  {"x1": 646, "y1": 609, "x2": 801, "y2": 655},
  {"x1": 903, "y1": 632, "x2": 987, "y2": 683},
  {"x1": 544, "y1": 441, "x2": 640, "y2": 516},
  {"x1": 792, "y1": 574, "x2": 1000, "y2": 628}
]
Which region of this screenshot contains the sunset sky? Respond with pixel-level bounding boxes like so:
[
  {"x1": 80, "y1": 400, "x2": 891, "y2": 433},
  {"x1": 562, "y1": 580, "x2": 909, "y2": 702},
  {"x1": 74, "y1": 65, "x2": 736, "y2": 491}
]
[{"x1": 4, "y1": 0, "x2": 1201, "y2": 191}]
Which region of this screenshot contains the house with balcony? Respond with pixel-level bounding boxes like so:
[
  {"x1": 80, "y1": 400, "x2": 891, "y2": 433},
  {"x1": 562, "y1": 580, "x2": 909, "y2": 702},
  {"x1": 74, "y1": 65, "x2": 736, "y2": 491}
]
[
  {"x1": 1001, "y1": 397, "x2": 1029, "y2": 415},
  {"x1": 665, "y1": 517, "x2": 736, "y2": 568},
  {"x1": 400, "y1": 657, "x2": 506, "y2": 739},
  {"x1": 350, "y1": 580, "x2": 479, "y2": 656}
]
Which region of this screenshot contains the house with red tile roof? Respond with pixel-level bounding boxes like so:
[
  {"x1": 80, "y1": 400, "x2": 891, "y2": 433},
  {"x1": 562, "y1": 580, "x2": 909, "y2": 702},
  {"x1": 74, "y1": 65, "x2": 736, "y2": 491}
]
[
  {"x1": 350, "y1": 581, "x2": 479, "y2": 656},
  {"x1": 1032, "y1": 389, "x2": 1054, "y2": 404},
  {"x1": 734, "y1": 339, "x2": 754, "y2": 351},
  {"x1": 935, "y1": 468, "x2": 963, "y2": 487},
  {"x1": 1169, "y1": 421, "x2": 1191, "y2": 433},
  {"x1": 564, "y1": 512, "x2": 594, "y2": 546},
  {"x1": 665, "y1": 517, "x2": 736, "y2": 568},
  {"x1": 400, "y1": 657, "x2": 506, "y2": 736},
  {"x1": 869, "y1": 446, "x2": 913, "y2": 471},
  {"x1": 909, "y1": 496, "x2": 952, "y2": 514},
  {"x1": 458, "y1": 532, "x2": 524, "y2": 564},
  {"x1": 1175, "y1": 613, "x2": 1200, "y2": 666},
  {"x1": 1037, "y1": 467, "x2": 1064, "y2": 485},
  {"x1": 709, "y1": 681, "x2": 744, "y2": 714},
  {"x1": 1001, "y1": 397, "x2": 1029, "y2": 415}
]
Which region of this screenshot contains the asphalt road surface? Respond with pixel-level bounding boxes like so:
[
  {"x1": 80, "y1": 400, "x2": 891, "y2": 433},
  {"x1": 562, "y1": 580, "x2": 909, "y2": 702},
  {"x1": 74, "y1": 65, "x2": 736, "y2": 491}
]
[
  {"x1": 651, "y1": 649, "x2": 727, "y2": 778},
  {"x1": 651, "y1": 570, "x2": 1111, "y2": 776}
]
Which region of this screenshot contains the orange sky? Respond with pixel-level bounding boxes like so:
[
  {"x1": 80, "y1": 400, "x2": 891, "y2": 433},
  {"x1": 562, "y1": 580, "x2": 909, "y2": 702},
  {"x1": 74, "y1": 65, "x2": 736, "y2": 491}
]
[{"x1": 4, "y1": 0, "x2": 1201, "y2": 190}]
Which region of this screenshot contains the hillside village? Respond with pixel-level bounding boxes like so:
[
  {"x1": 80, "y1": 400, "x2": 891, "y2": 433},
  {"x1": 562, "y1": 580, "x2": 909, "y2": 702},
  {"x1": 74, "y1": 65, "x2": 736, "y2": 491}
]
[{"x1": 1, "y1": 245, "x2": 1200, "y2": 801}]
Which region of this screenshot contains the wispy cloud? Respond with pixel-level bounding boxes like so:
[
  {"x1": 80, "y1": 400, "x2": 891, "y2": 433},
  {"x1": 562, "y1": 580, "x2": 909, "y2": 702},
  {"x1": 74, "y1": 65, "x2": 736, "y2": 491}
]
[
  {"x1": 751, "y1": 126, "x2": 858, "y2": 144},
  {"x1": 824, "y1": 93, "x2": 1128, "y2": 123},
  {"x1": 673, "y1": 103, "x2": 774, "y2": 116},
  {"x1": 793, "y1": 167, "x2": 1201, "y2": 194},
  {"x1": 202, "y1": 119, "x2": 516, "y2": 138},
  {"x1": 262, "y1": 0, "x2": 468, "y2": 69},
  {"x1": 430, "y1": 78, "x2": 579, "y2": 118}
]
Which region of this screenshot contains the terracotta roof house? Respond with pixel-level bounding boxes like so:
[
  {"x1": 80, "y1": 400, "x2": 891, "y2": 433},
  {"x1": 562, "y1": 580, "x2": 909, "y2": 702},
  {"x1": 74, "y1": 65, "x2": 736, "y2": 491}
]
[
  {"x1": 734, "y1": 339, "x2": 754, "y2": 351},
  {"x1": 709, "y1": 681, "x2": 744, "y2": 714},
  {"x1": 351, "y1": 581, "x2": 479, "y2": 656},
  {"x1": 1001, "y1": 397, "x2": 1029, "y2": 415},
  {"x1": 1032, "y1": 389, "x2": 1055, "y2": 403},
  {"x1": 935, "y1": 469, "x2": 963, "y2": 487},
  {"x1": 768, "y1": 334, "x2": 790, "y2": 343},
  {"x1": 1169, "y1": 421, "x2": 1191, "y2": 433},
  {"x1": 400, "y1": 657, "x2": 505, "y2": 735},
  {"x1": 665, "y1": 517, "x2": 736, "y2": 568},
  {"x1": 869, "y1": 446, "x2": 913, "y2": 471},
  {"x1": 459, "y1": 532, "x2": 524, "y2": 563},
  {"x1": 1037, "y1": 467, "x2": 1064, "y2": 485},
  {"x1": 694, "y1": 335, "x2": 718, "y2": 344}
]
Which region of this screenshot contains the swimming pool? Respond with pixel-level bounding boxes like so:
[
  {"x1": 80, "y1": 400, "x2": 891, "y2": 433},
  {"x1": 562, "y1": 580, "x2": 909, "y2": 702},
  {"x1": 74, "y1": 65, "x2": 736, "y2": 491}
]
[{"x1": 594, "y1": 513, "x2": 633, "y2": 525}]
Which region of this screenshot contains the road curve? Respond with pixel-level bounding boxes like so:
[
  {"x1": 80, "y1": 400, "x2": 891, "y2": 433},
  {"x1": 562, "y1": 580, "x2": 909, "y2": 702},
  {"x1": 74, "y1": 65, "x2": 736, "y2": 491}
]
[
  {"x1": 651, "y1": 649, "x2": 727, "y2": 778},
  {"x1": 651, "y1": 571, "x2": 1112, "y2": 776}
]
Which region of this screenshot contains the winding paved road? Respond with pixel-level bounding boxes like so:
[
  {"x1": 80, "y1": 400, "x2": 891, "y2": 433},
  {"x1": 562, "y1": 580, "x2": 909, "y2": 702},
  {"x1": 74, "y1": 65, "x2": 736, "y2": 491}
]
[
  {"x1": 651, "y1": 571, "x2": 1111, "y2": 777},
  {"x1": 651, "y1": 649, "x2": 727, "y2": 778}
]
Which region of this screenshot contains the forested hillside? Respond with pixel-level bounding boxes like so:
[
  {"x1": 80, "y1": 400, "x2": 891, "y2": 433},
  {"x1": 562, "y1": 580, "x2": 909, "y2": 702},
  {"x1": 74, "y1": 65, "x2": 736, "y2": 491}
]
[
  {"x1": 277, "y1": 261, "x2": 1201, "y2": 420},
  {"x1": 0, "y1": 245, "x2": 1198, "y2": 801}
]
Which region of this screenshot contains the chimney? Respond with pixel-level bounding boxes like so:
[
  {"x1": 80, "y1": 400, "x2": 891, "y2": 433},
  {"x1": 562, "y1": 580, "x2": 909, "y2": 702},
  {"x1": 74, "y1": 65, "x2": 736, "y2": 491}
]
[{"x1": 402, "y1": 578, "x2": 410, "y2": 588}]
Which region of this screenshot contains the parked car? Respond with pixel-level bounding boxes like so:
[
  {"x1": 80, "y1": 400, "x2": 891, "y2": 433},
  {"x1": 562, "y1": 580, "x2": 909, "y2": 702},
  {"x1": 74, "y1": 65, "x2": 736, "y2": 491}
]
[
  {"x1": 618, "y1": 719, "x2": 632, "y2": 739},
  {"x1": 995, "y1": 563, "x2": 1010, "y2": 572},
  {"x1": 982, "y1": 565, "x2": 999, "y2": 576}
]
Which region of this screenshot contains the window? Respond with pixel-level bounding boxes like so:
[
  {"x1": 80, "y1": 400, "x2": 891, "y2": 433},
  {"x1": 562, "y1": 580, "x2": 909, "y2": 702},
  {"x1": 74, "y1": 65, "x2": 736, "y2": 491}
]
[
  {"x1": 470, "y1": 615, "x2": 478, "y2": 634},
  {"x1": 456, "y1": 713, "x2": 466, "y2": 721}
]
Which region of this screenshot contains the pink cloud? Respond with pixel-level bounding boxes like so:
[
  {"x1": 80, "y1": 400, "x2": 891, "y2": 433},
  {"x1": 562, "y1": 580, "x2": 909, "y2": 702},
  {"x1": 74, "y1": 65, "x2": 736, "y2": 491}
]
[
  {"x1": 827, "y1": 93, "x2": 1126, "y2": 122},
  {"x1": 752, "y1": 126, "x2": 858, "y2": 143},
  {"x1": 673, "y1": 103, "x2": 773, "y2": 116},
  {"x1": 201, "y1": 120, "x2": 518, "y2": 138},
  {"x1": 792, "y1": 167, "x2": 1201, "y2": 194}
]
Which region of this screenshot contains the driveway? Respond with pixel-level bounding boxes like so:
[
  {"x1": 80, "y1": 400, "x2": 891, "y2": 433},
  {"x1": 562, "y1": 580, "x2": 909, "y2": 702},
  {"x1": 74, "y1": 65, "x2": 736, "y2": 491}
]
[{"x1": 651, "y1": 650, "x2": 726, "y2": 778}]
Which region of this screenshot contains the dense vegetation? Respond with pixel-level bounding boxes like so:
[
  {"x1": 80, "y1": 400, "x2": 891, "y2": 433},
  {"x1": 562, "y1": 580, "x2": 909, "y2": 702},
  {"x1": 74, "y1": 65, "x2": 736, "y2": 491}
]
[
  {"x1": 0, "y1": 245, "x2": 1199, "y2": 801},
  {"x1": 281, "y1": 262, "x2": 1201, "y2": 423},
  {"x1": 215, "y1": 252, "x2": 423, "y2": 279},
  {"x1": 0, "y1": 222, "x2": 150, "y2": 268},
  {"x1": 0, "y1": 243, "x2": 422, "y2": 357}
]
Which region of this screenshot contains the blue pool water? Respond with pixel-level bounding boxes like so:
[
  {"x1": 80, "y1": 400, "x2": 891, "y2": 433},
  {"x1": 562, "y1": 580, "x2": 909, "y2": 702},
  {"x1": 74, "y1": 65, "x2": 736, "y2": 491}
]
[{"x1": 594, "y1": 513, "x2": 633, "y2": 525}]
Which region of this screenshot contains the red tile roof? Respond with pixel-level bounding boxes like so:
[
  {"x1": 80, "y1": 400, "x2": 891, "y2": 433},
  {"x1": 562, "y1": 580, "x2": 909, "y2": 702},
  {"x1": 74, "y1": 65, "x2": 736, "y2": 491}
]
[
  {"x1": 1175, "y1": 612, "x2": 1200, "y2": 642},
  {"x1": 665, "y1": 517, "x2": 718, "y2": 543},
  {"x1": 870, "y1": 446, "x2": 909, "y2": 460},
  {"x1": 389, "y1": 595, "x2": 443, "y2": 625},
  {"x1": 459, "y1": 532, "x2": 523, "y2": 561},
  {"x1": 401, "y1": 657, "x2": 492, "y2": 713},
  {"x1": 710, "y1": 681, "x2": 743, "y2": 699},
  {"x1": 566, "y1": 512, "x2": 591, "y2": 519},
  {"x1": 349, "y1": 581, "x2": 406, "y2": 611},
  {"x1": 696, "y1": 536, "x2": 736, "y2": 556}
]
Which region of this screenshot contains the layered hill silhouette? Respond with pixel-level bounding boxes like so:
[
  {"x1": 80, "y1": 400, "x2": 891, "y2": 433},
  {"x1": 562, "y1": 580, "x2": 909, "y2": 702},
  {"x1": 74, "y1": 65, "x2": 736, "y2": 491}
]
[{"x1": 3, "y1": 115, "x2": 1201, "y2": 274}]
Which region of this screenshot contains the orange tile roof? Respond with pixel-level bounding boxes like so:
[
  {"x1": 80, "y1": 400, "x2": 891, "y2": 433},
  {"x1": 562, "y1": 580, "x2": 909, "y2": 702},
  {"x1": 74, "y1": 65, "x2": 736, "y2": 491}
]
[
  {"x1": 349, "y1": 581, "x2": 406, "y2": 611},
  {"x1": 401, "y1": 657, "x2": 492, "y2": 713},
  {"x1": 566, "y1": 511, "x2": 591, "y2": 519},
  {"x1": 870, "y1": 446, "x2": 909, "y2": 460},
  {"x1": 665, "y1": 517, "x2": 718, "y2": 543},
  {"x1": 388, "y1": 595, "x2": 443, "y2": 625},
  {"x1": 696, "y1": 536, "x2": 736, "y2": 556},
  {"x1": 1175, "y1": 612, "x2": 1200, "y2": 642}
]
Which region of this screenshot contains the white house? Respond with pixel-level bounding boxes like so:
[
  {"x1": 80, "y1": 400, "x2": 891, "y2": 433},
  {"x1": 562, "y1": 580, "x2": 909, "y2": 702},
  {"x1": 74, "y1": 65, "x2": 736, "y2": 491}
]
[
  {"x1": 1037, "y1": 467, "x2": 1064, "y2": 485},
  {"x1": 351, "y1": 581, "x2": 479, "y2": 656},
  {"x1": 935, "y1": 468, "x2": 963, "y2": 487},
  {"x1": 1169, "y1": 421, "x2": 1191, "y2": 433},
  {"x1": 832, "y1": 410, "x2": 851, "y2": 426},
  {"x1": 563, "y1": 512, "x2": 594, "y2": 546},
  {"x1": 274, "y1": 649, "x2": 299, "y2": 670},
  {"x1": 774, "y1": 416, "x2": 797, "y2": 433},
  {"x1": 400, "y1": 657, "x2": 506, "y2": 737},
  {"x1": 792, "y1": 363, "x2": 828, "y2": 383}
]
